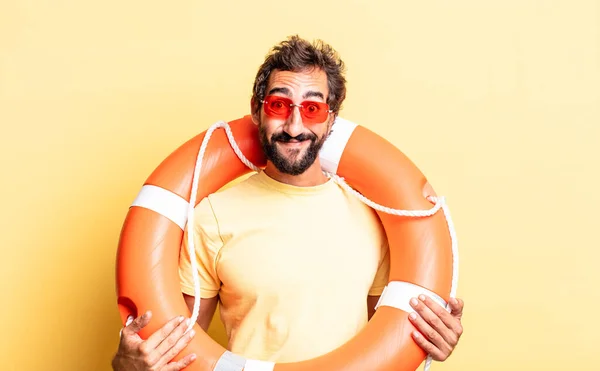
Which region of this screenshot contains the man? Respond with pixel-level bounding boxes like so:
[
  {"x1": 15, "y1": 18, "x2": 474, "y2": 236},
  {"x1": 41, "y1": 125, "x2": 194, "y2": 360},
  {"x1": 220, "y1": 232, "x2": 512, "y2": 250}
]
[{"x1": 112, "y1": 36, "x2": 464, "y2": 371}]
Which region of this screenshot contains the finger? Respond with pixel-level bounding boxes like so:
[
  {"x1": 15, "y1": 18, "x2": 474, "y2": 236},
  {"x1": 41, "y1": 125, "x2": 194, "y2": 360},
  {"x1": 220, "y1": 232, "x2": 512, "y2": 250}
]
[
  {"x1": 163, "y1": 353, "x2": 197, "y2": 371},
  {"x1": 418, "y1": 295, "x2": 463, "y2": 338},
  {"x1": 449, "y1": 297, "x2": 464, "y2": 317},
  {"x1": 143, "y1": 315, "x2": 186, "y2": 351},
  {"x1": 155, "y1": 324, "x2": 196, "y2": 369},
  {"x1": 411, "y1": 331, "x2": 447, "y2": 361},
  {"x1": 410, "y1": 297, "x2": 457, "y2": 347},
  {"x1": 428, "y1": 296, "x2": 463, "y2": 338},
  {"x1": 119, "y1": 315, "x2": 135, "y2": 338},
  {"x1": 408, "y1": 310, "x2": 452, "y2": 356},
  {"x1": 122, "y1": 311, "x2": 152, "y2": 337},
  {"x1": 154, "y1": 318, "x2": 193, "y2": 364},
  {"x1": 448, "y1": 298, "x2": 464, "y2": 338}
]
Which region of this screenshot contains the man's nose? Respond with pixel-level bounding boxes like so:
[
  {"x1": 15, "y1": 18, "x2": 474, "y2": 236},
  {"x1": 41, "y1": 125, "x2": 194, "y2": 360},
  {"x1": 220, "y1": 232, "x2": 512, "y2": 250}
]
[{"x1": 283, "y1": 106, "x2": 304, "y2": 138}]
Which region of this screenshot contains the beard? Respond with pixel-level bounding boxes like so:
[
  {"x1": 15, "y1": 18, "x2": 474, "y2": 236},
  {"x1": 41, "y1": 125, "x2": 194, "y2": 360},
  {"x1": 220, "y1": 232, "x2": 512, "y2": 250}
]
[{"x1": 258, "y1": 124, "x2": 327, "y2": 176}]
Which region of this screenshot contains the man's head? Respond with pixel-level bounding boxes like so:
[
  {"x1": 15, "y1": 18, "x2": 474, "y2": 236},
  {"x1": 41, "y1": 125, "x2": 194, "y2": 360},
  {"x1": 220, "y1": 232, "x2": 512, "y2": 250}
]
[{"x1": 251, "y1": 36, "x2": 347, "y2": 176}]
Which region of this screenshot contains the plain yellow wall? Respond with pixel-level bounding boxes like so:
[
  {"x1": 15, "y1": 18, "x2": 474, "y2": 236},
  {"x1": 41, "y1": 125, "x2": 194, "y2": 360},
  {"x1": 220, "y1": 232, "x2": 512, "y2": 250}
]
[{"x1": 1, "y1": 1, "x2": 599, "y2": 370}]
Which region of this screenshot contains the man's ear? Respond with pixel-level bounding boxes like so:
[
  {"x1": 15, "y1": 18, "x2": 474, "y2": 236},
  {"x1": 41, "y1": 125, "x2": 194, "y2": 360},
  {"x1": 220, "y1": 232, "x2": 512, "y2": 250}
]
[{"x1": 250, "y1": 98, "x2": 260, "y2": 125}]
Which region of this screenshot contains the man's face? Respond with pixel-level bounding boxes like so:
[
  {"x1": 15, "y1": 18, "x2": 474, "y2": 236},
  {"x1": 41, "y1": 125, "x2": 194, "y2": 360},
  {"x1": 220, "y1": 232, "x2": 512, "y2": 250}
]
[{"x1": 254, "y1": 68, "x2": 333, "y2": 176}]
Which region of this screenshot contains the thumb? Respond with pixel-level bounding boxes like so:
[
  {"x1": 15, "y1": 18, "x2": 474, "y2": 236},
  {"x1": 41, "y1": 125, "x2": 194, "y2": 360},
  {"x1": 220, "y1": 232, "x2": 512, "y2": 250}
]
[
  {"x1": 122, "y1": 311, "x2": 152, "y2": 336},
  {"x1": 449, "y1": 298, "x2": 464, "y2": 318}
]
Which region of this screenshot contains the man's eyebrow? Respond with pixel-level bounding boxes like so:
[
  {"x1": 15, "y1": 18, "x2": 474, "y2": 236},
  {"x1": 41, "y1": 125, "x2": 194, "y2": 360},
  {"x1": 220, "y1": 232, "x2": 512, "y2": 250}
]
[
  {"x1": 303, "y1": 91, "x2": 325, "y2": 100},
  {"x1": 267, "y1": 87, "x2": 291, "y2": 96},
  {"x1": 266, "y1": 88, "x2": 326, "y2": 101}
]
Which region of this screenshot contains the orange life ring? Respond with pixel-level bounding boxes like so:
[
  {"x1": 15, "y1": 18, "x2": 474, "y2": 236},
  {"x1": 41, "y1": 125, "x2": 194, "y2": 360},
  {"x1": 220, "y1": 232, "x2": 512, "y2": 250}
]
[{"x1": 116, "y1": 115, "x2": 457, "y2": 371}]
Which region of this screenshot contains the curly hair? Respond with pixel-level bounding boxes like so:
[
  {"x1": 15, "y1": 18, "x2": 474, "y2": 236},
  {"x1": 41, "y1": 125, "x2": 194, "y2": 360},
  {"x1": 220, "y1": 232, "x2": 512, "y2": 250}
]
[{"x1": 251, "y1": 35, "x2": 347, "y2": 118}]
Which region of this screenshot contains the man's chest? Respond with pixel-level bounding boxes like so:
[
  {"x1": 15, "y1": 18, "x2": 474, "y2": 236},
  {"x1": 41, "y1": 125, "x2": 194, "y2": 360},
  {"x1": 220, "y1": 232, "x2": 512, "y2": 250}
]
[{"x1": 214, "y1": 209, "x2": 385, "y2": 298}]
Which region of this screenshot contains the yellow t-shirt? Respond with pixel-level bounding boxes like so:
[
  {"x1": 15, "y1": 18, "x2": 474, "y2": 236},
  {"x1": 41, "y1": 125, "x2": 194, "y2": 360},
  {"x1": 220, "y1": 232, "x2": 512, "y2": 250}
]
[{"x1": 179, "y1": 170, "x2": 389, "y2": 363}]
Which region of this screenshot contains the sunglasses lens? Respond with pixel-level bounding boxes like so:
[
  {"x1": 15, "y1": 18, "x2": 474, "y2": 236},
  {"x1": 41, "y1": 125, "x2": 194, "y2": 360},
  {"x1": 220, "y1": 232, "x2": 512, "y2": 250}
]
[
  {"x1": 262, "y1": 96, "x2": 330, "y2": 124},
  {"x1": 301, "y1": 102, "x2": 328, "y2": 124},
  {"x1": 263, "y1": 97, "x2": 291, "y2": 118}
]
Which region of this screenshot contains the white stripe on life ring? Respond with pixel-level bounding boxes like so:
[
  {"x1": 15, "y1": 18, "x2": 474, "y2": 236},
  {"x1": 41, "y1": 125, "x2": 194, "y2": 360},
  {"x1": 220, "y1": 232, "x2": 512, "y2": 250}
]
[
  {"x1": 319, "y1": 117, "x2": 358, "y2": 175},
  {"x1": 244, "y1": 359, "x2": 276, "y2": 371},
  {"x1": 375, "y1": 281, "x2": 448, "y2": 313},
  {"x1": 131, "y1": 185, "x2": 189, "y2": 230},
  {"x1": 214, "y1": 351, "x2": 246, "y2": 371}
]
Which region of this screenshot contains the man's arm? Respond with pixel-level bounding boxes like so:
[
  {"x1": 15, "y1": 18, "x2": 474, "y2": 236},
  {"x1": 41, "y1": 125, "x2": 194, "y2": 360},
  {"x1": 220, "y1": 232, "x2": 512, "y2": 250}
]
[{"x1": 183, "y1": 294, "x2": 219, "y2": 332}]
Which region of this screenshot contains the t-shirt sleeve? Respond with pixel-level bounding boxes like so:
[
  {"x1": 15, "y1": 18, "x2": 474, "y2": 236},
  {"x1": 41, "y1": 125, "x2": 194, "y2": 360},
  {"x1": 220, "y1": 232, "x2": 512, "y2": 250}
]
[
  {"x1": 179, "y1": 197, "x2": 223, "y2": 298},
  {"x1": 368, "y1": 240, "x2": 390, "y2": 296}
]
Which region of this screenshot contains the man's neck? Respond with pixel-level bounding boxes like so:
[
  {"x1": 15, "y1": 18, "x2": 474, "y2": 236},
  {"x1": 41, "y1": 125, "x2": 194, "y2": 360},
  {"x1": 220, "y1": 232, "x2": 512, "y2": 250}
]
[{"x1": 263, "y1": 161, "x2": 328, "y2": 187}]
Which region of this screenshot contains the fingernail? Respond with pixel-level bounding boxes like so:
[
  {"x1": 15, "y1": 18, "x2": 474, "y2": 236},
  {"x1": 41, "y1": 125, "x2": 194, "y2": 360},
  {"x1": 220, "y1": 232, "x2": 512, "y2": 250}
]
[
  {"x1": 419, "y1": 294, "x2": 426, "y2": 301},
  {"x1": 410, "y1": 298, "x2": 418, "y2": 307},
  {"x1": 409, "y1": 312, "x2": 417, "y2": 320},
  {"x1": 178, "y1": 316, "x2": 184, "y2": 323},
  {"x1": 190, "y1": 353, "x2": 197, "y2": 361},
  {"x1": 412, "y1": 331, "x2": 420, "y2": 338},
  {"x1": 450, "y1": 298, "x2": 458, "y2": 305}
]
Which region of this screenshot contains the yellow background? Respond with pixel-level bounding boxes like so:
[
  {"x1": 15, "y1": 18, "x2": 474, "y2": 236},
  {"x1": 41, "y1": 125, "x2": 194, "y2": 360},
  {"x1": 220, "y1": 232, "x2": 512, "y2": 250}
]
[{"x1": 1, "y1": 1, "x2": 598, "y2": 370}]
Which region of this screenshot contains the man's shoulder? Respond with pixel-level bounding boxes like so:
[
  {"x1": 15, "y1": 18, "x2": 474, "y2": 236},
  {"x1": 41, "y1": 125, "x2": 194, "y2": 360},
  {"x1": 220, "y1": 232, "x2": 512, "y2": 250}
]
[
  {"x1": 197, "y1": 172, "x2": 266, "y2": 216},
  {"x1": 331, "y1": 181, "x2": 387, "y2": 236},
  {"x1": 190, "y1": 174, "x2": 257, "y2": 228},
  {"x1": 207, "y1": 172, "x2": 264, "y2": 201}
]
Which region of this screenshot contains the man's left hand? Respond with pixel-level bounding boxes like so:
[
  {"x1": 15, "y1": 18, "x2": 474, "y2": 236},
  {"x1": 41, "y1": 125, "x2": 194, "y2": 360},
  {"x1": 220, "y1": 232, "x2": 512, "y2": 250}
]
[{"x1": 408, "y1": 295, "x2": 464, "y2": 361}]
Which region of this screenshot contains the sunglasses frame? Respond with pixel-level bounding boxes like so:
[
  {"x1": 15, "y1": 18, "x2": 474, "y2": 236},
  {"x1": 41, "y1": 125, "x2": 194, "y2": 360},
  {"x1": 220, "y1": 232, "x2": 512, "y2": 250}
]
[{"x1": 260, "y1": 95, "x2": 333, "y2": 124}]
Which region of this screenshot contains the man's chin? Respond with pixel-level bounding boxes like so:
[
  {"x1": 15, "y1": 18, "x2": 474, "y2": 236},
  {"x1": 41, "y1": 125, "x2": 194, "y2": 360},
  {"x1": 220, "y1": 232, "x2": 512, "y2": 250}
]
[
  {"x1": 274, "y1": 163, "x2": 309, "y2": 176},
  {"x1": 269, "y1": 153, "x2": 309, "y2": 175}
]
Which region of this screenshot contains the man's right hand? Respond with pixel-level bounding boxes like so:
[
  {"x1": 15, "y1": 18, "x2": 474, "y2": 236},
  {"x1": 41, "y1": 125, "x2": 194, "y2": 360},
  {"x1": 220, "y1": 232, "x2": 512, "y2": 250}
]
[{"x1": 112, "y1": 311, "x2": 197, "y2": 371}]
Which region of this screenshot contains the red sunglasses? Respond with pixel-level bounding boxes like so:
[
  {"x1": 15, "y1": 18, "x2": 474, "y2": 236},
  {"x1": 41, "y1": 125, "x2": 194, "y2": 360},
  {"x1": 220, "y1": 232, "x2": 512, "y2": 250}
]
[{"x1": 260, "y1": 95, "x2": 332, "y2": 124}]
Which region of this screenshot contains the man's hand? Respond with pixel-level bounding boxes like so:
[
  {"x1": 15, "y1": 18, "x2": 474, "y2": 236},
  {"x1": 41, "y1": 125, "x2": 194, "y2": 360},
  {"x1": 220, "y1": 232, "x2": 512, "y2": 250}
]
[
  {"x1": 112, "y1": 311, "x2": 197, "y2": 371},
  {"x1": 409, "y1": 296, "x2": 464, "y2": 361}
]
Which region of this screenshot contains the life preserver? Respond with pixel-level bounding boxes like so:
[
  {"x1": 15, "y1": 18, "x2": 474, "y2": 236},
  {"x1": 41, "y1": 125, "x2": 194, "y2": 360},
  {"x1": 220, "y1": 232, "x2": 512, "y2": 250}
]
[{"x1": 116, "y1": 115, "x2": 457, "y2": 371}]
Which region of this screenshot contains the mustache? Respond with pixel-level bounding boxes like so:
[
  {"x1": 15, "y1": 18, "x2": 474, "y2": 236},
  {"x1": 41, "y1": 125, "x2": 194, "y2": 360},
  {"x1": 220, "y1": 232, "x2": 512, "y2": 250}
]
[{"x1": 271, "y1": 131, "x2": 317, "y2": 143}]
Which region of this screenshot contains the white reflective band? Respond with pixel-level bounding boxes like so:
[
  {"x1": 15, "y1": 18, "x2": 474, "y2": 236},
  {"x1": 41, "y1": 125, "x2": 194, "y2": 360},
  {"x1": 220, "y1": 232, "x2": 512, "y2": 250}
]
[
  {"x1": 319, "y1": 117, "x2": 358, "y2": 174},
  {"x1": 214, "y1": 351, "x2": 246, "y2": 371},
  {"x1": 131, "y1": 185, "x2": 190, "y2": 230},
  {"x1": 375, "y1": 281, "x2": 447, "y2": 313},
  {"x1": 244, "y1": 359, "x2": 276, "y2": 371}
]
